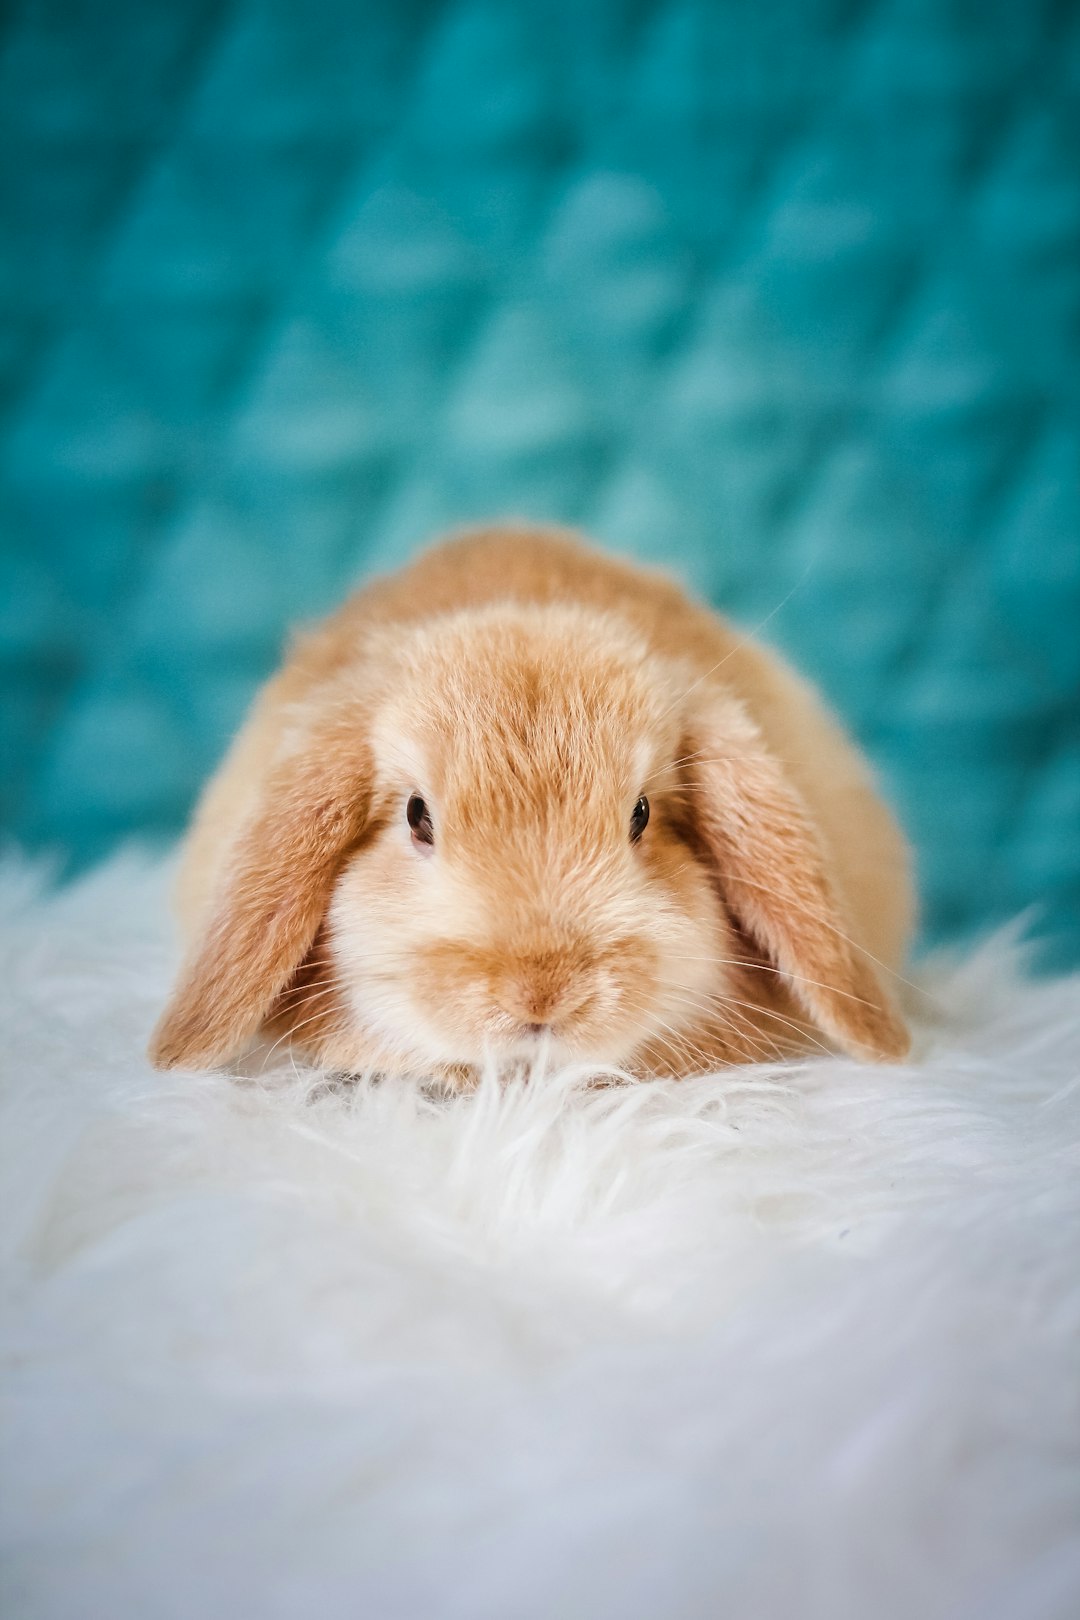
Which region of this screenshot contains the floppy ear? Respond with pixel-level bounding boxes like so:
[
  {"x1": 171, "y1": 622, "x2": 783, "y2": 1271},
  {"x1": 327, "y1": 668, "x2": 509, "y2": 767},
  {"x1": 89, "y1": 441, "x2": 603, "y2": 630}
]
[
  {"x1": 683, "y1": 704, "x2": 910, "y2": 1062},
  {"x1": 149, "y1": 715, "x2": 371, "y2": 1071}
]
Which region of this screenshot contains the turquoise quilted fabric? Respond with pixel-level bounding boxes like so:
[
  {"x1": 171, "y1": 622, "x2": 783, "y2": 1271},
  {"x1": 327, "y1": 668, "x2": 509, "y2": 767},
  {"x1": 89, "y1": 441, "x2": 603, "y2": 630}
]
[{"x1": 1, "y1": 0, "x2": 1078, "y2": 961}]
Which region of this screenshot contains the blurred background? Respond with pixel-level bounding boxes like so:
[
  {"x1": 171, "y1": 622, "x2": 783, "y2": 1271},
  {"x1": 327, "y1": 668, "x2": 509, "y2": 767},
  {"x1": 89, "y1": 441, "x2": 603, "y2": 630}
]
[{"x1": 1, "y1": 0, "x2": 1078, "y2": 961}]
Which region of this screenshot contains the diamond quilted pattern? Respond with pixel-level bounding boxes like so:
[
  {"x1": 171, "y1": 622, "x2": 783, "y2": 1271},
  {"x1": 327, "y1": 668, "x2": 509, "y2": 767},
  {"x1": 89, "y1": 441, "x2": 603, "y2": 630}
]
[{"x1": 1, "y1": 0, "x2": 1078, "y2": 963}]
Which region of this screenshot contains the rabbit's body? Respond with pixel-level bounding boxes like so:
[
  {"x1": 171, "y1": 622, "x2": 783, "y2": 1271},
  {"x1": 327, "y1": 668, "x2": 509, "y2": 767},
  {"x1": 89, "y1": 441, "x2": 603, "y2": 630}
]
[{"x1": 154, "y1": 527, "x2": 913, "y2": 1083}]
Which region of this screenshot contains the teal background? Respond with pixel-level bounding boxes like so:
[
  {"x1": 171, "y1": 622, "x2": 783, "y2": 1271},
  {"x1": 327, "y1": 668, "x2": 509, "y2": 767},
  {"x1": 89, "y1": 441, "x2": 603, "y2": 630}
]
[{"x1": 1, "y1": 0, "x2": 1078, "y2": 960}]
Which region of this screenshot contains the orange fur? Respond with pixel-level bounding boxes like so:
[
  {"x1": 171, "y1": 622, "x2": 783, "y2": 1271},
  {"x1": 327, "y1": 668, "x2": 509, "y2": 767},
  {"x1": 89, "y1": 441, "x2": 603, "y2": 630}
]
[{"x1": 150, "y1": 526, "x2": 914, "y2": 1080}]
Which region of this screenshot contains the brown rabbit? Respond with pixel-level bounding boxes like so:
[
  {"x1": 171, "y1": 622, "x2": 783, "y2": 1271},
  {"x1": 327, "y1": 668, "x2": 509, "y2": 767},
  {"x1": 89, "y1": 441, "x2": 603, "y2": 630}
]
[{"x1": 150, "y1": 526, "x2": 913, "y2": 1083}]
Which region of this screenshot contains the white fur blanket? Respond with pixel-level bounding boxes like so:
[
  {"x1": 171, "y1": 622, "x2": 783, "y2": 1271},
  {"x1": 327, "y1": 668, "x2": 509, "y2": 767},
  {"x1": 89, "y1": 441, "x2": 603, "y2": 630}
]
[{"x1": 3, "y1": 856, "x2": 1079, "y2": 1620}]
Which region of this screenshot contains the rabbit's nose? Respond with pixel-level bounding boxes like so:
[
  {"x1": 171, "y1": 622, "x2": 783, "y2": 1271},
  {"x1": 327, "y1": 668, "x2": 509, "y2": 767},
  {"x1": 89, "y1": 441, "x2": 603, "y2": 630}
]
[
  {"x1": 495, "y1": 981, "x2": 562, "y2": 1026},
  {"x1": 493, "y1": 958, "x2": 583, "y2": 1027}
]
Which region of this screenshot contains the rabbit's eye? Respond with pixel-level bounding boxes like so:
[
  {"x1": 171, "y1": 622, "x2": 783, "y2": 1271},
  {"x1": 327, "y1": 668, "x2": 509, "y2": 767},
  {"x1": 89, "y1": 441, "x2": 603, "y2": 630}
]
[
  {"x1": 630, "y1": 795, "x2": 650, "y2": 842},
  {"x1": 407, "y1": 794, "x2": 434, "y2": 847}
]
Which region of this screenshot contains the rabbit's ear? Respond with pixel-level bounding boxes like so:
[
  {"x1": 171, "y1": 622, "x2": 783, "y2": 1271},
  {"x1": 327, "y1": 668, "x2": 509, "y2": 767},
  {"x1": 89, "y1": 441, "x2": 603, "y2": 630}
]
[
  {"x1": 683, "y1": 702, "x2": 910, "y2": 1062},
  {"x1": 149, "y1": 717, "x2": 371, "y2": 1071}
]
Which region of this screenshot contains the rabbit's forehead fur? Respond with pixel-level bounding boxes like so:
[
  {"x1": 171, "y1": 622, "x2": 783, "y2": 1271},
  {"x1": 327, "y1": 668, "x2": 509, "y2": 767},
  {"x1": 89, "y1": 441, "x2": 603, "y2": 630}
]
[{"x1": 370, "y1": 605, "x2": 683, "y2": 846}]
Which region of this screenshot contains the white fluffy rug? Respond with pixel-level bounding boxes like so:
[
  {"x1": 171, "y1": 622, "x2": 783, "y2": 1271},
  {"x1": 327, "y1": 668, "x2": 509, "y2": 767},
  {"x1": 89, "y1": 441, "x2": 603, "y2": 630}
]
[{"x1": 2, "y1": 856, "x2": 1080, "y2": 1620}]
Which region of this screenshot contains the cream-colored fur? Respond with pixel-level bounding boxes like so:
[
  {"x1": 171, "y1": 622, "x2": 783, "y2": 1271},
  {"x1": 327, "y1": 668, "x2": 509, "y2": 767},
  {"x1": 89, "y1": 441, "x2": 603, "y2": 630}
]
[{"x1": 151, "y1": 526, "x2": 913, "y2": 1080}]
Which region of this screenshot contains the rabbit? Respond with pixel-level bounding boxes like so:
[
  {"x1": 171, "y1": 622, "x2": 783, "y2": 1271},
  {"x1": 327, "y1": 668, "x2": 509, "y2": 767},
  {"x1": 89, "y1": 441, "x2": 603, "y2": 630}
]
[{"x1": 149, "y1": 524, "x2": 914, "y2": 1085}]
